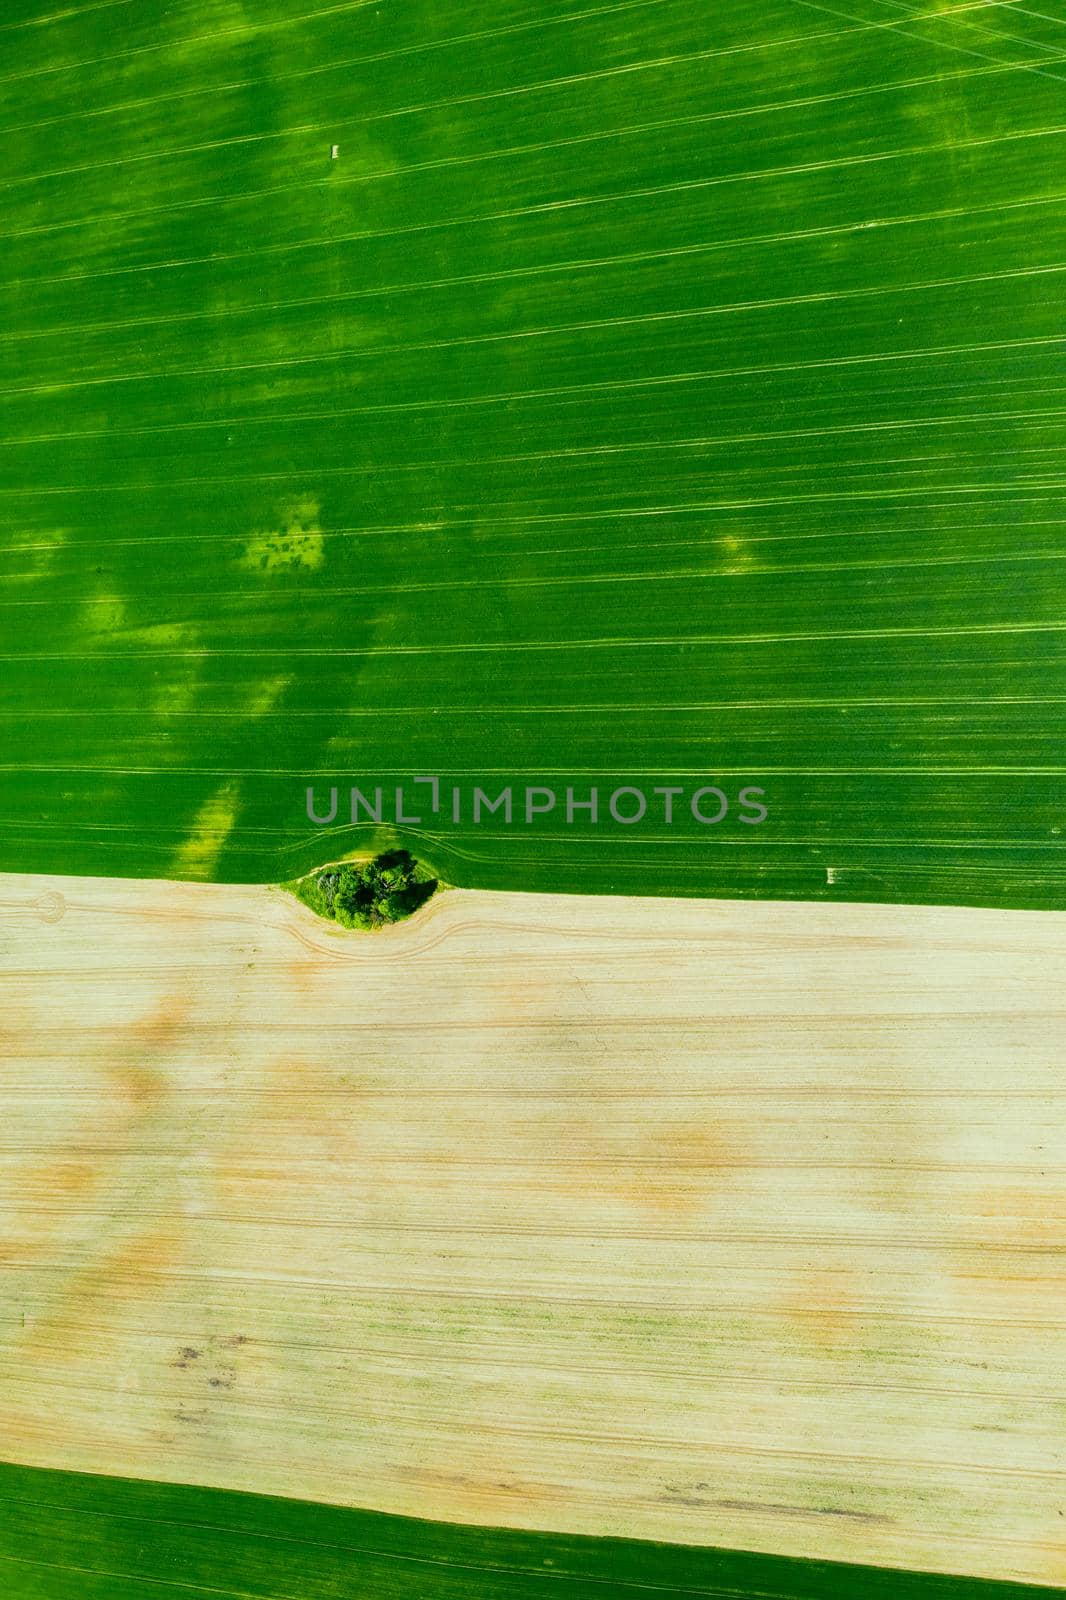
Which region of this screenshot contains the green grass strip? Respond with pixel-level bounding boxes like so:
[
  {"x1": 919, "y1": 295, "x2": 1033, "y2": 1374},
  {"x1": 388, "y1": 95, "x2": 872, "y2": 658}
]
[
  {"x1": 0, "y1": 1460, "x2": 1060, "y2": 1600},
  {"x1": 1, "y1": 0, "x2": 1065, "y2": 908}
]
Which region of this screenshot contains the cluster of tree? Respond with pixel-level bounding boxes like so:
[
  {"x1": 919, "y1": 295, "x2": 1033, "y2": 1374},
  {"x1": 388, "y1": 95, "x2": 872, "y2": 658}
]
[{"x1": 298, "y1": 850, "x2": 437, "y2": 929}]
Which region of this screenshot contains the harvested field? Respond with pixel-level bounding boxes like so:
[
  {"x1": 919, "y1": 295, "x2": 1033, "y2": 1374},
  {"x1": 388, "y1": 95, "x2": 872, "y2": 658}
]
[{"x1": 1, "y1": 870, "x2": 1064, "y2": 1586}]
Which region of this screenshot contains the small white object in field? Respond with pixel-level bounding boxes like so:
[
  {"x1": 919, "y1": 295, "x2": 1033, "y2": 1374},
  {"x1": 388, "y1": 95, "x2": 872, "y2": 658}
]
[
  {"x1": 330, "y1": 144, "x2": 339, "y2": 159},
  {"x1": 826, "y1": 867, "x2": 839, "y2": 885}
]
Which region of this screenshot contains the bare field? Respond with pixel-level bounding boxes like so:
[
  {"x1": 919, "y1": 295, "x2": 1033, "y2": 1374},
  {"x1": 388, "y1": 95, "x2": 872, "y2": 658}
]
[{"x1": 0, "y1": 872, "x2": 1064, "y2": 1585}]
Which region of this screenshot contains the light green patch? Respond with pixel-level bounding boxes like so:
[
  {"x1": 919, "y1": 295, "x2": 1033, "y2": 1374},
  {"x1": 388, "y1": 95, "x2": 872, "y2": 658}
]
[
  {"x1": 717, "y1": 533, "x2": 761, "y2": 576},
  {"x1": 246, "y1": 673, "x2": 291, "y2": 716},
  {"x1": 130, "y1": 622, "x2": 200, "y2": 647},
  {"x1": 6, "y1": 529, "x2": 67, "y2": 585},
  {"x1": 151, "y1": 674, "x2": 201, "y2": 717},
  {"x1": 81, "y1": 589, "x2": 126, "y2": 634},
  {"x1": 171, "y1": 781, "x2": 242, "y2": 881},
  {"x1": 240, "y1": 497, "x2": 324, "y2": 573}
]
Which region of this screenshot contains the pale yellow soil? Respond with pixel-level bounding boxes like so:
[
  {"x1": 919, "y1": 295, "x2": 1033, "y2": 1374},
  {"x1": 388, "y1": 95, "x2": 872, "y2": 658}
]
[{"x1": 1, "y1": 872, "x2": 1064, "y2": 1584}]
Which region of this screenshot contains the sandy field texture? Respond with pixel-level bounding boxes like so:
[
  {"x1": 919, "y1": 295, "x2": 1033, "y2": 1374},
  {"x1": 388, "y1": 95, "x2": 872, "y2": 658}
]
[{"x1": 0, "y1": 872, "x2": 1064, "y2": 1586}]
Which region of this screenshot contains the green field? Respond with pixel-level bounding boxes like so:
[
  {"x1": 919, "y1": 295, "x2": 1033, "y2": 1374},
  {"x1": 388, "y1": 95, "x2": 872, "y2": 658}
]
[
  {"x1": 0, "y1": 1461, "x2": 1056, "y2": 1600},
  {"x1": 1, "y1": 0, "x2": 1065, "y2": 905}
]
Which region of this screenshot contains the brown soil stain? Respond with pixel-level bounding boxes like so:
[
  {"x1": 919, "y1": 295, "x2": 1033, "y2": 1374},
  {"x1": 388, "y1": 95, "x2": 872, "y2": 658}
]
[
  {"x1": 106, "y1": 995, "x2": 191, "y2": 1112},
  {"x1": 776, "y1": 1268, "x2": 865, "y2": 1351},
  {"x1": 972, "y1": 1184, "x2": 1066, "y2": 1253},
  {"x1": 958, "y1": 1185, "x2": 1066, "y2": 1315},
  {"x1": 25, "y1": 1223, "x2": 186, "y2": 1360},
  {"x1": 208, "y1": 1054, "x2": 365, "y2": 1207},
  {"x1": 534, "y1": 1114, "x2": 751, "y2": 1222},
  {"x1": 42, "y1": 1159, "x2": 99, "y2": 1200}
]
